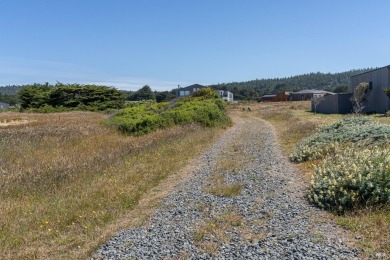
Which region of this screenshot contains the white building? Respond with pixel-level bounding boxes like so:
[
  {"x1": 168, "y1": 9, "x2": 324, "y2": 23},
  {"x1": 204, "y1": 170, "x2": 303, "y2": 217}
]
[{"x1": 216, "y1": 90, "x2": 234, "y2": 102}]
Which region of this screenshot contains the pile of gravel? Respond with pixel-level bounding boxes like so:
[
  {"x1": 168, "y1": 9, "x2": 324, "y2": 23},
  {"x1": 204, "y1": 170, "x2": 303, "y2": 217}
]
[{"x1": 95, "y1": 117, "x2": 359, "y2": 259}]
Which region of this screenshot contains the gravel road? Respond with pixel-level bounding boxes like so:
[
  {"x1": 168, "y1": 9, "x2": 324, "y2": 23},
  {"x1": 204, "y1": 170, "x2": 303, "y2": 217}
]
[{"x1": 95, "y1": 113, "x2": 359, "y2": 259}]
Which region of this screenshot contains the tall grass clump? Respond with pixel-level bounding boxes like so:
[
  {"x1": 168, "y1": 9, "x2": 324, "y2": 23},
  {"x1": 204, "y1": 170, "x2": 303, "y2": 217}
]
[
  {"x1": 309, "y1": 146, "x2": 390, "y2": 213},
  {"x1": 106, "y1": 88, "x2": 232, "y2": 135},
  {"x1": 290, "y1": 117, "x2": 390, "y2": 162}
]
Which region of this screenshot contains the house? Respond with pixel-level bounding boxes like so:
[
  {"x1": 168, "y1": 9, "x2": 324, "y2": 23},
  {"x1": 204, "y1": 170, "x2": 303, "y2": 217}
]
[
  {"x1": 260, "y1": 94, "x2": 277, "y2": 102},
  {"x1": 291, "y1": 89, "x2": 335, "y2": 101},
  {"x1": 216, "y1": 90, "x2": 234, "y2": 102},
  {"x1": 350, "y1": 65, "x2": 390, "y2": 113},
  {"x1": 176, "y1": 84, "x2": 207, "y2": 97},
  {"x1": 0, "y1": 102, "x2": 10, "y2": 109}
]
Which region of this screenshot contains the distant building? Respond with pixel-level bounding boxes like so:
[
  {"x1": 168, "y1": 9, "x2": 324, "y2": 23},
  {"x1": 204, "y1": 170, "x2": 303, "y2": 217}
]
[
  {"x1": 0, "y1": 102, "x2": 10, "y2": 109},
  {"x1": 176, "y1": 84, "x2": 206, "y2": 97},
  {"x1": 313, "y1": 65, "x2": 390, "y2": 114},
  {"x1": 260, "y1": 94, "x2": 277, "y2": 102},
  {"x1": 275, "y1": 92, "x2": 291, "y2": 101},
  {"x1": 216, "y1": 90, "x2": 234, "y2": 102},
  {"x1": 291, "y1": 89, "x2": 335, "y2": 101},
  {"x1": 350, "y1": 65, "x2": 390, "y2": 113}
]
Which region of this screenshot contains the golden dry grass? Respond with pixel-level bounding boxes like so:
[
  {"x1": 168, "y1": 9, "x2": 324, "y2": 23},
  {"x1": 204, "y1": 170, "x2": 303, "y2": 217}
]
[
  {"x1": 251, "y1": 101, "x2": 390, "y2": 257},
  {"x1": 0, "y1": 111, "x2": 225, "y2": 259}
]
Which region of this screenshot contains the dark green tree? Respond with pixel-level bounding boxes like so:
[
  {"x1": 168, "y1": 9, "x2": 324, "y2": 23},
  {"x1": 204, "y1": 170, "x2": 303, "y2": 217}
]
[
  {"x1": 18, "y1": 83, "x2": 125, "y2": 110},
  {"x1": 155, "y1": 91, "x2": 175, "y2": 103},
  {"x1": 128, "y1": 85, "x2": 155, "y2": 101}
]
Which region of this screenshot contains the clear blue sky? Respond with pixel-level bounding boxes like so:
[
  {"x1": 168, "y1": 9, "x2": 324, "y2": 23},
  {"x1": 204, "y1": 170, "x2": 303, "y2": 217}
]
[{"x1": 1, "y1": 0, "x2": 389, "y2": 91}]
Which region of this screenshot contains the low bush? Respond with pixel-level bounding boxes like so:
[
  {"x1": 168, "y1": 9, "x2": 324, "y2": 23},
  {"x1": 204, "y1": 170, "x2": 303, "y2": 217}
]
[
  {"x1": 309, "y1": 146, "x2": 390, "y2": 213},
  {"x1": 106, "y1": 88, "x2": 232, "y2": 135},
  {"x1": 290, "y1": 117, "x2": 390, "y2": 162}
]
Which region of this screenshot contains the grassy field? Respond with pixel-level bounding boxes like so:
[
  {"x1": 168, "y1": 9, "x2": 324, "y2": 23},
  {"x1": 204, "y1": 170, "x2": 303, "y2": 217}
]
[
  {"x1": 251, "y1": 101, "x2": 390, "y2": 257},
  {"x1": 0, "y1": 111, "x2": 225, "y2": 259}
]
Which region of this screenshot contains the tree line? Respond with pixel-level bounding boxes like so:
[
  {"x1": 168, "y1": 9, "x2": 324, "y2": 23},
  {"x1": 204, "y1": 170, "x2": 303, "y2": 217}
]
[
  {"x1": 208, "y1": 69, "x2": 372, "y2": 100},
  {"x1": 0, "y1": 68, "x2": 375, "y2": 107},
  {"x1": 18, "y1": 83, "x2": 125, "y2": 111}
]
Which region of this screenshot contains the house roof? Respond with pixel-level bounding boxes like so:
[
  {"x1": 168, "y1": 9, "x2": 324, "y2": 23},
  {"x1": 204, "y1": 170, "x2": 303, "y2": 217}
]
[
  {"x1": 262, "y1": 94, "x2": 277, "y2": 98},
  {"x1": 180, "y1": 84, "x2": 206, "y2": 91},
  {"x1": 350, "y1": 65, "x2": 390, "y2": 78},
  {"x1": 293, "y1": 89, "x2": 335, "y2": 95},
  {"x1": 0, "y1": 102, "x2": 9, "y2": 105}
]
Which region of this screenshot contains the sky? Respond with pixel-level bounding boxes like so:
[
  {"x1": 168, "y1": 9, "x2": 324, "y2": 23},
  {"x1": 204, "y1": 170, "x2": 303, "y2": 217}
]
[{"x1": 1, "y1": 0, "x2": 389, "y2": 91}]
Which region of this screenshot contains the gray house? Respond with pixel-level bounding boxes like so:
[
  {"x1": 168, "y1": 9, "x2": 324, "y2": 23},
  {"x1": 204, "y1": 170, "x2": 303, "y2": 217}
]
[
  {"x1": 291, "y1": 89, "x2": 335, "y2": 101},
  {"x1": 176, "y1": 84, "x2": 206, "y2": 97},
  {"x1": 0, "y1": 102, "x2": 10, "y2": 109},
  {"x1": 350, "y1": 66, "x2": 390, "y2": 113}
]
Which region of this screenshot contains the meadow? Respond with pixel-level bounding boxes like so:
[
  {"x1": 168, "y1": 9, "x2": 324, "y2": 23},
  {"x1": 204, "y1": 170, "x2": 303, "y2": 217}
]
[
  {"x1": 0, "y1": 111, "x2": 225, "y2": 259},
  {"x1": 256, "y1": 101, "x2": 390, "y2": 256}
]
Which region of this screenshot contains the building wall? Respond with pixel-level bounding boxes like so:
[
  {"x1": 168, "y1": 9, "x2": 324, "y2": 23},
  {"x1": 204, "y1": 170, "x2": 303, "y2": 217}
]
[
  {"x1": 350, "y1": 67, "x2": 390, "y2": 113},
  {"x1": 313, "y1": 94, "x2": 353, "y2": 114}
]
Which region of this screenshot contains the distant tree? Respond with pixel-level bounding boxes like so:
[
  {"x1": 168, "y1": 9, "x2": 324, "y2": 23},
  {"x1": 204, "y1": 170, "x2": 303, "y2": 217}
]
[
  {"x1": 155, "y1": 91, "x2": 175, "y2": 103},
  {"x1": 333, "y1": 85, "x2": 349, "y2": 93},
  {"x1": 128, "y1": 85, "x2": 155, "y2": 101},
  {"x1": 18, "y1": 83, "x2": 125, "y2": 110},
  {"x1": 350, "y1": 82, "x2": 369, "y2": 114},
  {"x1": 18, "y1": 84, "x2": 50, "y2": 109}
]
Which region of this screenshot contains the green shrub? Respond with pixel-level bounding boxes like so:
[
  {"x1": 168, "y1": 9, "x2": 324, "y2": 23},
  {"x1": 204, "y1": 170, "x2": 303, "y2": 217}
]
[
  {"x1": 309, "y1": 146, "x2": 390, "y2": 213},
  {"x1": 106, "y1": 89, "x2": 232, "y2": 135},
  {"x1": 290, "y1": 117, "x2": 390, "y2": 162}
]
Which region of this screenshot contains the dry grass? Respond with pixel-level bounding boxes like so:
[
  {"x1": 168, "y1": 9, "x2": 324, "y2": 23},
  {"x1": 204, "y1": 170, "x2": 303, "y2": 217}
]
[
  {"x1": 205, "y1": 174, "x2": 243, "y2": 197},
  {"x1": 336, "y1": 207, "x2": 390, "y2": 256},
  {"x1": 0, "y1": 111, "x2": 225, "y2": 259},
  {"x1": 256, "y1": 101, "x2": 342, "y2": 154},
  {"x1": 193, "y1": 209, "x2": 243, "y2": 245},
  {"x1": 193, "y1": 207, "x2": 265, "y2": 256},
  {"x1": 253, "y1": 101, "x2": 390, "y2": 257}
]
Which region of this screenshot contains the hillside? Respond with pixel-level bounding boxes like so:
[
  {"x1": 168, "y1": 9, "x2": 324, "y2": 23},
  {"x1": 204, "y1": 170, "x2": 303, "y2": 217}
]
[{"x1": 209, "y1": 68, "x2": 371, "y2": 100}]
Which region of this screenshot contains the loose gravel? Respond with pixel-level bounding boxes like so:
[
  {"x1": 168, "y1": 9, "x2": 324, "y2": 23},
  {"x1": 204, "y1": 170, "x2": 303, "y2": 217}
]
[{"x1": 95, "y1": 115, "x2": 359, "y2": 259}]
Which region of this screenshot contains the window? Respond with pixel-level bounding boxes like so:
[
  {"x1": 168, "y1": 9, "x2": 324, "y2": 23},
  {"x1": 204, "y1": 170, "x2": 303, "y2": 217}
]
[{"x1": 179, "y1": 90, "x2": 190, "y2": 96}]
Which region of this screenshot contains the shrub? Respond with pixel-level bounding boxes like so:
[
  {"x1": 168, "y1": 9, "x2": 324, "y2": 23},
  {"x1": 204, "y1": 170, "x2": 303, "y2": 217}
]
[
  {"x1": 106, "y1": 89, "x2": 232, "y2": 135},
  {"x1": 290, "y1": 117, "x2": 390, "y2": 162},
  {"x1": 309, "y1": 146, "x2": 390, "y2": 213}
]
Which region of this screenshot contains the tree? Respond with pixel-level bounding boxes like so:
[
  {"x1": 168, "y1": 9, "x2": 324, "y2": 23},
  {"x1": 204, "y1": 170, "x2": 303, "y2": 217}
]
[
  {"x1": 155, "y1": 91, "x2": 175, "y2": 103},
  {"x1": 333, "y1": 85, "x2": 349, "y2": 93},
  {"x1": 18, "y1": 83, "x2": 125, "y2": 110},
  {"x1": 350, "y1": 82, "x2": 369, "y2": 114},
  {"x1": 311, "y1": 95, "x2": 325, "y2": 114},
  {"x1": 128, "y1": 85, "x2": 155, "y2": 101}
]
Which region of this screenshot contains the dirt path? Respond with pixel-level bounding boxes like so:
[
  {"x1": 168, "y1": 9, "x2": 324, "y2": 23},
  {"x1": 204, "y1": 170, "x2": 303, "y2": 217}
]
[{"x1": 95, "y1": 111, "x2": 358, "y2": 259}]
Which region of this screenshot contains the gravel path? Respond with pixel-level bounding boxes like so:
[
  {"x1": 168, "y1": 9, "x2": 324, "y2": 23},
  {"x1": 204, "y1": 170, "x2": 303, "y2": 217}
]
[{"x1": 95, "y1": 114, "x2": 359, "y2": 259}]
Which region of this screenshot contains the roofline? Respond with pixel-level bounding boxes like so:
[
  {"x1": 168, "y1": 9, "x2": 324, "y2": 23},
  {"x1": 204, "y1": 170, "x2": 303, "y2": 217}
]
[{"x1": 350, "y1": 65, "x2": 390, "y2": 77}]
